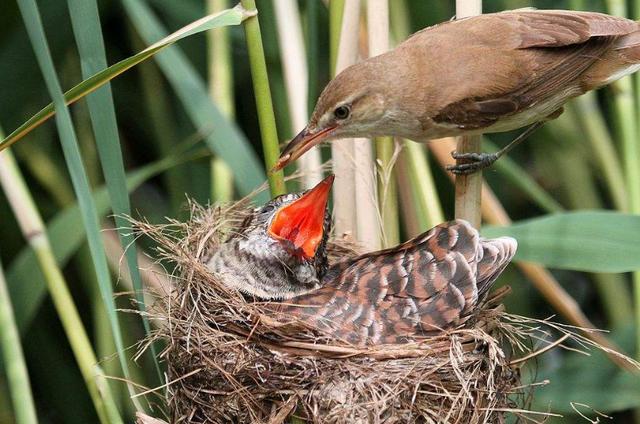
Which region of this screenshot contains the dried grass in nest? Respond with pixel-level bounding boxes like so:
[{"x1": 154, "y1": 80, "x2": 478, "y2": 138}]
[{"x1": 133, "y1": 201, "x2": 639, "y2": 424}]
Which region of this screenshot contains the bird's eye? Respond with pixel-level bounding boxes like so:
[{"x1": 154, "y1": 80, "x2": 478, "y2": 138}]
[
  {"x1": 333, "y1": 105, "x2": 350, "y2": 120},
  {"x1": 261, "y1": 203, "x2": 277, "y2": 214}
]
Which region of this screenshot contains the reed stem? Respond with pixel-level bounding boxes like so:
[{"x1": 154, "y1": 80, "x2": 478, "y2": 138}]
[
  {"x1": 569, "y1": 97, "x2": 627, "y2": 211},
  {"x1": 329, "y1": 0, "x2": 346, "y2": 78},
  {"x1": 0, "y1": 255, "x2": 38, "y2": 424},
  {"x1": 630, "y1": 0, "x2": 640, "y2": 363},
  {"x1": 353, "y1": 1, "x2": 381, "y2": 250},
  {"x1": 404, "y1": 142, "x2": 444, "y2": 228},
  {"x1": 330, "y1": 0, "x2": 358, "y2": 239},
  {"x1": 274, "y1": 0, "x2": 323, "y2": 188},
  {"x1": 208, "y1": 0, "x2": 235, "y2": 202},
  {"x1": 241, "y1": 0, "x2": 286, "y2": 197},
  {"x1": 606, "y1": 0, "x2": 640, "y2": 360},
  {"x1": 454, "y1": 1, "x2": 483, "y2": 228},
  {"x1": 368, "y1": 0, "x2": 400, "y2": 247},
  {"x1": 0, "y1": 149, "x2": 123, "y2": 424}
]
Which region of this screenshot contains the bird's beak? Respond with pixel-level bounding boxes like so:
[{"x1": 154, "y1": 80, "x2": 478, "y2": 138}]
[
  {"x1": 268, "y1": 174, "x2": 334, "y2": 258},
  {"x1": 272, "y1": 125, "x2": 336, "y2": 172}
]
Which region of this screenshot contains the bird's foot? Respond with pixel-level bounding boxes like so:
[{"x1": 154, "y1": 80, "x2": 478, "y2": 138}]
[{"x1": 446, "y1": 151, "x2": 499, "y2": 175}]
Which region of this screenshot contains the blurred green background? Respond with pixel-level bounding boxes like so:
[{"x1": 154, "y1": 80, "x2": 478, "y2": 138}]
[{"x1": 0, "y1": 0, "x2": 639, "y2": 423}]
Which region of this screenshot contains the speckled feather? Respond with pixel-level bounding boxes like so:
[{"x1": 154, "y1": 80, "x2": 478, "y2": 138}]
[{"x1": 276, "y1": 220, "x2": 517, "y2": 345}]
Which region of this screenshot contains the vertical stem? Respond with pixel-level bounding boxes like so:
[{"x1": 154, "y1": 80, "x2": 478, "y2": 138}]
[
  {"x1": 274, "y1": 0, "x2": 323, "y2": 188},
  {"x1": 354, "y1": 137, "x2": 380, "y2": 250},
  {"x1": 331, "y1": 0, "x2": 359, "y2": 239},
  {"x1": 376, "y1": 137, "x2": 401, "y2": 246},
  {"x1": 0, "y1": 149, "x2": 122, "y2": 424},
  {"x1": 454, "y1": 1, "x2": 482, "y2": 228},
  {"x1": 368, "y1": 0, "x2": 399, "y2": 247},
  {"x1": 353, "y1": 1, "x2": 380, "y2": 250},
  {"x1": 0, "y1": 257, "x2": 38, "y2": 424},
  {"x1": 405, "y1": 142, "x2": 444, "y2": 228},
  {"x1": 241, "y1": 0, "x2": 286, "y2": 197},
  {"x1": 208, "y1": 0, "x2": 235, "y2": 202},
  {"x1": 329, "y1": 0, "x2": 346, "y2": 78},
  {"x1": 211, "y1": 158, "x2": 234, "y2": 202},
  {"x1": 606, "y1": 0, "x2": 640, "y2": 360},
  {"x1": 306, "y1": 0, "x2": 320, "y2": 115},
  {"x1": 396, "y1": 154, "x2": 425, "y2": 237},
  {"x1": 631, "y1": 0, "x2": 640, "y2": 362},
  {"x1": 571, "y1": 95, "x2": 627, "y2": 212},
  {"x1": 208, "y1": 0, "x2": 235, "y2": 119},
  {"x1": 389, "y1": 0, "x2": 445, "y2": 232}
]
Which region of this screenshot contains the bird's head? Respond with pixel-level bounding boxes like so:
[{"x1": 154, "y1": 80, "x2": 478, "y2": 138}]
[
  {"x1": 273, "y1": 62, "x2": 390, "y2": 171},
  {"x1": 207, "y1": 175, "x2": 334, "y2": 299}
]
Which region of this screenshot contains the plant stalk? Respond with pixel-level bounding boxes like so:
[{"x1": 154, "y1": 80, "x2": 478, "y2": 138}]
[
  {"x1": 0, "y1": 149, "x2": 122, "y2": 424},
  {"x1": 274, "y1": 0, "x2": 323, "y2": 188},
  {"x1": 404, "y1": 141, "x2": 444, "y2": 228},
  {"x1": 0, "y1": 255, "x2": 38, "y2": 424},
  {"x1": 389, "y1": 0, "x2": 445, "y2": 232},
  {"x1": 241, "y1": 0, "x2": 286, "y2": 197},
  {"x1": 330, "y1": 0, "x2": 359, "y2": 239},
  {"x1": 329, "y1": 0, "x2": 346, "y2": 78},
  {"x1": 208, "y1": 0, "x2": 235, "y2": 201},
  {"x1": 368, "y1": 0, "x2": 400, "y2": 247},
  {"x1": 454, "y1": 0, "x2": 483, "y2": 228},
  {"x1": 606, "y1": 0, "x2": 640, "y2": 360}
]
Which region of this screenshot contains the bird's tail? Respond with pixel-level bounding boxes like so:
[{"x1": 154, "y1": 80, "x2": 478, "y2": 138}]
[
  {"x1": 584, "y1": 29, "x2": 640, "y2": 88},
  {"x1": 616, "y1": 30, "x2": 640, "y2": 62},
  {"x1": 474, "y1": 236, "x2": 518, "y2": 301}
]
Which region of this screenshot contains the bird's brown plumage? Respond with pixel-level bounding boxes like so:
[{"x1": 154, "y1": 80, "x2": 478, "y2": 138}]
[
  {"x1": 420, "y1": 10, "x2": 640, "y2": 132},
  {"x1": 275, "y1": 9, "x2": 640, "y2": 170},
  {"x1": 348, "y1": 9, "x2": 640, "y2": 138},
  {"x1": 277, "y1": 220, "x2": 517, "y2": 345}
]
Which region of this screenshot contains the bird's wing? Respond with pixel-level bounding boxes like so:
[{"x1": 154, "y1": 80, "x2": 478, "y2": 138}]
[
  {"x1": 501, "y1": 10, "x2": 637, "y2": 48},
  {"x1": 431, "y1": 11, "x2": 637, "y2": 129},
  {"x1": 283, "y1": 220, "x2": 516, "y2": 344}
]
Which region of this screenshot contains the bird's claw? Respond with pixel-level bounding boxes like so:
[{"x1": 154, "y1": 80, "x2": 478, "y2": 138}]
[{"x1": 446, "y1": 151, "x2": 499, "y2": 175}]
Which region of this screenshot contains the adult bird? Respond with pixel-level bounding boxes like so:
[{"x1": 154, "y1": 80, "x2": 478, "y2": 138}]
[
  {"x1": 206, "y1": 175, "x2": 517, "y2": 345},
  {"x1": 273, "y1": 9, "x2": 640, "y2": 174}
]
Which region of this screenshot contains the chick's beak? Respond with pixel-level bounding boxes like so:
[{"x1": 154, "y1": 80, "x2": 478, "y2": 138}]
[
  {"x1": 268, "y1": 174, "x2": 334, "y2": 258},
  {"x1": 272, "y1": 125, "x2": 336, "y2": 172}
]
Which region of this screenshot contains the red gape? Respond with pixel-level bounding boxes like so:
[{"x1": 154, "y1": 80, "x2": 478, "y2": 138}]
[{"x1": 268, "y1": 175, "x2": 334, "y2": 258}]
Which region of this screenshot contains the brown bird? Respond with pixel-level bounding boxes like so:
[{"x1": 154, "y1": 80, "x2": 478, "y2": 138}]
[
  {"x1": 207, "y1": 175, "x2": 517, "y2": 345},
  {"x1": 273, "y1": 9, "x2": 640, "y2": 174}
]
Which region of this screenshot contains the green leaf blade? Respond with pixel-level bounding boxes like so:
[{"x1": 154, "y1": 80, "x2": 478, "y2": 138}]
[
  {"x1": 66, "y1": 0, "x2": 161, "y2": 382},
  {"x1": 0, "y1": 4, "x2": 248, "y2": 152},
  {"x1": 483, "y1": 211, "x2": 640, "y2": 273},
  {"x1": 123, "y1": 0, "x2": 267, "y2": 199}
]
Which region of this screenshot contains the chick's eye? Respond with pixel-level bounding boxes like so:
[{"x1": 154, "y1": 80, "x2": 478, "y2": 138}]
[
  {"x1": 333, "y1": 105, "x2": 350, "y2": 120},
  {"x1": 262, "y1": 203, "x2": 277, "y2": 214}
]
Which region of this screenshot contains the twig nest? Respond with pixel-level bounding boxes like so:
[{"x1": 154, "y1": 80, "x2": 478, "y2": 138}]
[{"x1": 135, "y1": 201, "x2": 627, "y2": 423}]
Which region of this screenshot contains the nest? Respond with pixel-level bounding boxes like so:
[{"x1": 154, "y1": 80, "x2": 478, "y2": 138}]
[{"x1": 133, "y1": 200, "x2": 636, "y2": 424}]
